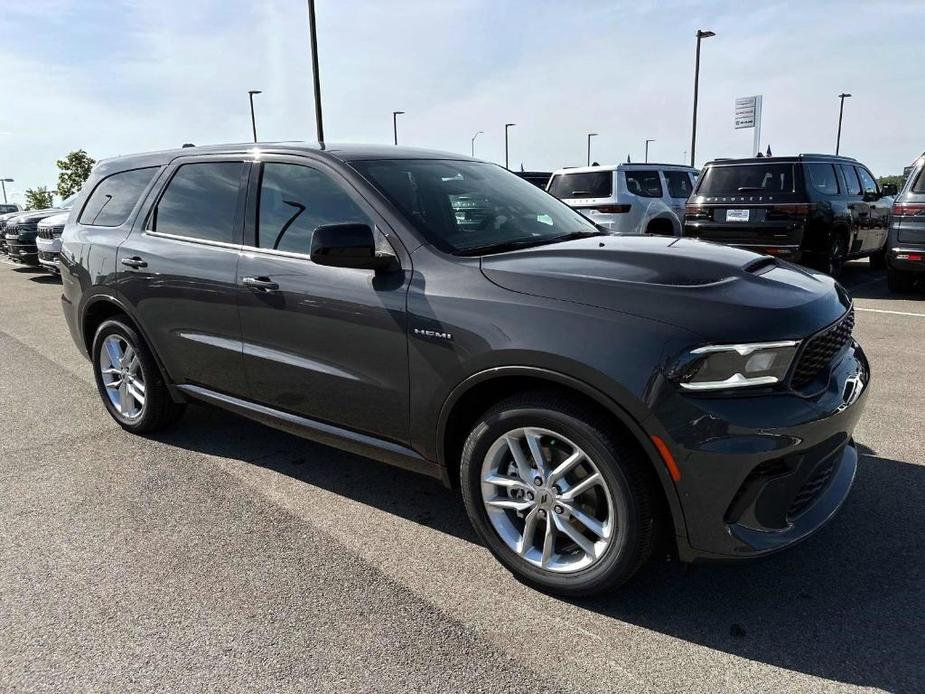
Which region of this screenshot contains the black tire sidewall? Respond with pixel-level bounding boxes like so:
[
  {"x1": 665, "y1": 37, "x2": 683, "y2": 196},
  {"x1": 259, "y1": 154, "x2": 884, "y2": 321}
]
[{"x1": 460, "y1": 403, "x2": 648, "y2": 596}]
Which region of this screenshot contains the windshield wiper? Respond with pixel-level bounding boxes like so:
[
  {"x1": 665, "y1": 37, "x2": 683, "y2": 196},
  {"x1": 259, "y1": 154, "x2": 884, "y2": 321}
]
[{"x1": 460, "y1": 229, "x2": 607, "y2": 256}]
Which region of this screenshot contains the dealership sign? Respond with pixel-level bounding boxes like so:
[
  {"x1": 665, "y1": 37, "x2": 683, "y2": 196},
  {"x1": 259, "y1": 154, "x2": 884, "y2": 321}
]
[{"x1": 735, "y1": 95, "x2": 763, "y2": 156}]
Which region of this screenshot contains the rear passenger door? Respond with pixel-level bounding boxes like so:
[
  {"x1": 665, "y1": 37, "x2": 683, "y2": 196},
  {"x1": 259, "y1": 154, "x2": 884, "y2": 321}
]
[
  {"x1": 236, "y1": 156, "x2": 411, "y2": 443},
  {"x1": 855, "y1": 166, "x2": 888, "y2": 252},
  {"x1": 117, "y1": 157, "x2": 250, "y2": 396},
  {"x1": 838, "y1": 163, "x2": 864, "y2": 252}
]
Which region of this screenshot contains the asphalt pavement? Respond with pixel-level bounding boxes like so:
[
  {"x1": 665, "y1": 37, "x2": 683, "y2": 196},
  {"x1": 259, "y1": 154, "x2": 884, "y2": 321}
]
[{"x1": 1, "y1": 258, "x2": 923, "y2": 693}]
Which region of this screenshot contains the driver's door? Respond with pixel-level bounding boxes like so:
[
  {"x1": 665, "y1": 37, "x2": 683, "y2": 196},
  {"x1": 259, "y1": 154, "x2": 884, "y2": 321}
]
[{"x1": 236, "y1": 157, "x2": 412, "y2": 443}]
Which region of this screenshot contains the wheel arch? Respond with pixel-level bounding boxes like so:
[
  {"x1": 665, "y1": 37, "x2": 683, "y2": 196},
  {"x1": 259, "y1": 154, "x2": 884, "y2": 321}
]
[{"x1": 436, "y1": 366, "x2": 688, "y2": 545}]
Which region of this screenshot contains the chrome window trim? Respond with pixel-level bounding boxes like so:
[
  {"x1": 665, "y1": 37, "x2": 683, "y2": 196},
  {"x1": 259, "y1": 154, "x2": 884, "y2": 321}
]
[{"x1": 142, "y1": 230, "x2": 244, "y2": 251}]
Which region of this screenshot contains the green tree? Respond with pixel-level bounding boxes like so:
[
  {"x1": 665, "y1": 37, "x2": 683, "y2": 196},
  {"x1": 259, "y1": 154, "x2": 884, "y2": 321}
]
[
  {"x1": 24, "y1": 186, "x2": 54, "y2": 210},
  {"x1": 877, "y1": 174, "x2": 906, "y2": 189},
  {"x1": 56, "y1": 149, "x2": 96, "y2": 199}
]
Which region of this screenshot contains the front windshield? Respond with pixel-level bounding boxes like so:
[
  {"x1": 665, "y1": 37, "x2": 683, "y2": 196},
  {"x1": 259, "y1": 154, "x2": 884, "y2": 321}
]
[{"x1": 350, "y1": 159, "x2": 602, "y2": 255}]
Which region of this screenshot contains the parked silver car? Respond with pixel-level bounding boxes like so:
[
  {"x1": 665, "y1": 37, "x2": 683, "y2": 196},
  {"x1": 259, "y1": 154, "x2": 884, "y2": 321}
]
[
  {"x1": 547, "y1": 163, "x2": 699, "y2": 235},
  {"x1": 36, "y1": 210, "x2": 69, "y2": 273}
]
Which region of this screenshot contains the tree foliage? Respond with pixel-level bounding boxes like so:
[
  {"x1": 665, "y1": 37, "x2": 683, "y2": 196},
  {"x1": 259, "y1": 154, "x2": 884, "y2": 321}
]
[
  {"x1": 56, "y1": 149, "x2": 96, "y2": 199},
  {"x1": 24, "y1": 186, "x2": 54, "y2": 210},
  {"x1": 877, "y1": 174, "x2": 906, "y2": 190}
]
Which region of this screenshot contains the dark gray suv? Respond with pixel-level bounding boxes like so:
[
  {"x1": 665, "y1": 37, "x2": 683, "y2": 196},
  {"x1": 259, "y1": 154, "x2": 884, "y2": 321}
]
[
  {"x1": 60, "y1": 143, "x2": 869, "y2": 596},
  {"x1": 887, "y1": 154, "x2": 925, "y2": 292}
]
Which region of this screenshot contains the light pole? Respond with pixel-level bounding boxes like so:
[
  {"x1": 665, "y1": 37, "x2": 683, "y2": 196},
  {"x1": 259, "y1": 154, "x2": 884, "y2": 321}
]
[
  {"x1": 690, "y1": 29, "x2": 715, "y2": 167},
  {"x1": 392, "y1": 111, "x2": 405, "y2": 145},
  {"x1": 0, "y1": 178, "x2": 12, "y2": 204},
  {"x1": 471, "y1": 130, "x2": 484, "y2": 157},
  {"x1": 504, "y1": 123, "x2": 516, "y2": 169},
  {"x1": 587, "y1": 133, "x2": 598, "y2": 166},
  {"x1": 645, "y1": 139, "x2": 655, "y2": 163},
  {"x1": 306, "y1": 0, "x2": 324, "y2": 144},
  {"x1": 248, "y1": 90, "x2": 262, "y2": 143},
  {"x1": 835, "y1": 93, "x2": 851, "y2": 155}
]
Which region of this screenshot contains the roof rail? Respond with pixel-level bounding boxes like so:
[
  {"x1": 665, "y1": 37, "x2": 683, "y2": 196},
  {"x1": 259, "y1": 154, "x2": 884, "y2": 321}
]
[{"x1": 798, "y1": 153, "x2": 857, "y2": 161}]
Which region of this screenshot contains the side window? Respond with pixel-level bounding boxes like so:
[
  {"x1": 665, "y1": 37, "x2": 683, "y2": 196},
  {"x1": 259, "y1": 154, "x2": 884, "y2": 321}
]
[
  {"x1": 256, "y1": 163, "x2": 371, "y2": 254},
  {"x1": 840, "y1": 165, "x2": 861, "y2": 195},
  {"x1": 624, "y1": 170, "x2": 663, "y2": 198},
  {"x1": 856, "y1": 167, "x2": 878, "y2": 196},
  {"x1": 806, "y1": 164, "x2": 839, "y2": 195},
  {"x1": 149, "y1": 162, "x2": 244, "y2": 244},
  {"x1": 664, "y1": 171, "x2": 694, "y2": 199},
  {"x1": 78, "y1": 167, "x2": 158, "y2": 227}
]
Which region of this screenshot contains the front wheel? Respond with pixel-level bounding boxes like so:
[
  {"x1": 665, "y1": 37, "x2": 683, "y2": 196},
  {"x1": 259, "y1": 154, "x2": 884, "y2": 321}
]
[{"x1": 460, "y1": 392, "x2": 657, "y2": 597}]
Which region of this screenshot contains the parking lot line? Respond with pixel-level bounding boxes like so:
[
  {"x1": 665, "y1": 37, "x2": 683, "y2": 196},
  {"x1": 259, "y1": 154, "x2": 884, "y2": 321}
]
[{"x1": 855, "y1": 307, "x2": 925, "y2": 318}]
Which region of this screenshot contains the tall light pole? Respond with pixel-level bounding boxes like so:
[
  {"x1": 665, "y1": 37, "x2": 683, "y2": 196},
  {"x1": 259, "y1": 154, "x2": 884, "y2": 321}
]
[
  {"x1": 306, "y1": 0, "x2": 324, "y2": 144},
  {"x1": 392, "y1": 111, "x2": 405, "y2": 145},
  {"x1": 835, "y1": 93, "x2": 852, "y2": 155},
  {"x1": 504, "y1": 123, "x2": 516, "y2": 169},
  {"x1": 690, "y1": 29, "x2": 715, "y2": 167},
  {"x1": 471, "y1": 130, "x2": 484, "y2": 157},
  {"x1": 0, "y1": 178, "x2": 12, "y2": 204},
  {"x1": 248, "y1": 90, "x2": 262, "y2": 143},
  {"x1": 587, "y1": 133, "x2": 598, "y2": 166},
  {"x1": 645, "y1": 139, "x2": 655, "y2": 163}
]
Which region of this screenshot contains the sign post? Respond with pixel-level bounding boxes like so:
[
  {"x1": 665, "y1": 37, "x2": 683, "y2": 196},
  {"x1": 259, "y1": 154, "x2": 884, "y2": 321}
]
[{"x1": 735, "y1": 95, "x2": 763, "y2": 156}]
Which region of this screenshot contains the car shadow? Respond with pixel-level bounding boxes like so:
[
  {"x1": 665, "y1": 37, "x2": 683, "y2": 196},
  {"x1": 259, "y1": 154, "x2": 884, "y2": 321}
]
[
  {"x1": 28, "y1": 273, "x2": 61, "y2": 284},
  {"x1": 838, "y1": 261, "x2": 923, "y2": 301},
  {"x1": 154, "y1": 405, "x2": 923, "y2": 691}
]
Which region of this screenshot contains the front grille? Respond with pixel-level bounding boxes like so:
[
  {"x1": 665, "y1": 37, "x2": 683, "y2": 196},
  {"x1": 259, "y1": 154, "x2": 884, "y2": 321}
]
[
  {"x1": 38, "y1": 225, "x2": 63, "y2": 239},
  {"x1": 787, "y1": 456, "x2": 838, "y2": 518},
  {"x1": 13, "y1": 222, "x2": 37, "y2": 233},
  {"x1": 791, "y1": 307, "x2": 855, "y2": 388}
]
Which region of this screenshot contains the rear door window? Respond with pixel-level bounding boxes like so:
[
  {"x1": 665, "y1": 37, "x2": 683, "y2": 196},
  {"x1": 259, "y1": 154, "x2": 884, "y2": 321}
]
[
  {"x1": 805, "y1": 163, "x2": 840, "y2": 195},
  {"x1": 664, "y1": 170, "x2": 694, "y2": 199},
  {"x1": 547, "y1": 171, "x2": 613, "y2": 199},
  {"x1": 79, "y1": 167, "x2": 159, "y2": 227},
  {"x1": 696, "y1": 164, "x2": 795, "y2": 196},
  {"x1": 625, "y1": 170, "x2": 663, "y2": 198},
  {"x1": 148, "y1": 162, "x2": 245, "y2": 244},
  {"x1": 840, "y1": 165, "x2": 861, "y2": 195}
]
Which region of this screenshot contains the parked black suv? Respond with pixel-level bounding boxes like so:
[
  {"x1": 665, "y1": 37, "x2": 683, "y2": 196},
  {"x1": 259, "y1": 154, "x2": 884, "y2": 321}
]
[
  {"x1": 683, "y1": 154, "x2": 893, "y2": 277},
  {"x1": 5, "y1": 206, "x2": 67, "y2": 265},
  {"x1": 887, "y1": 154, "x2": 925, "y2": 292},
  {"x1": 60, "y1": 144, "x2": 869, "y2": 596}
]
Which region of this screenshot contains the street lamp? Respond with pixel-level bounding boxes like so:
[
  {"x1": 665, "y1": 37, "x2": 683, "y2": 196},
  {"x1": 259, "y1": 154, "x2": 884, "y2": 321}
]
[
  {"x1": 392, "y1": 111, "x2": 405, "y2": 146},
  {"x1": 690, "y1": 29, "x2": 715, "y2": 167},
  {"x1": 835, "y1": 93, "x2": 852, "y2": 155},
  {"x1": 645, "y1": 139, "x2": 655, "y2": 163},
  {"x1": 471, "y1": 130, "x2": 484, "y2": 157},
  {"x1": 587, "y1": 133, "x2": 598, "y2": 166},
  {"x1": 306, "y1": 0, "x2": 324, "y2": 144},
  {"x1": 504, "y1": 123, "x2": 516, "y2": 169},
  {"x1": 0, "y1": 178, "x2": 12, "y2": 204},
  {"x1": 248, "y1": 90, "x2": 262, "y2": 143}
]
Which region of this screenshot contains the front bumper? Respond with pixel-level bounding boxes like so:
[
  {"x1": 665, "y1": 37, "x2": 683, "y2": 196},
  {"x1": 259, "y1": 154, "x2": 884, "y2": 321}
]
[
  {"x1": 5, "y1": 236, "x2": 39, "y2": 265},
  {"x1": 651, "y1": 340, "x2": 869, "y2": 561},
  {"x1": 36, "y1": 236, "x2": 61, "y2": 272}
]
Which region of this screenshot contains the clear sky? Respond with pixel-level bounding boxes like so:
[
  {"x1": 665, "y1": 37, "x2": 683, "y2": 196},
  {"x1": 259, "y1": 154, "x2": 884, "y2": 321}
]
[{"x1": 0, "y1": 0, "x2": 922, "y2": 204}]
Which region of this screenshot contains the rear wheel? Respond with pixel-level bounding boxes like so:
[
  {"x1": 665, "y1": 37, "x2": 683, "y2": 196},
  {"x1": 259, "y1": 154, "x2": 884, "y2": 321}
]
[
  {"x1": 818, "y1": 234, "x2": 848, "y2": 278},
  {"x1": 91, "y1": 317, "x2": 186, "y2": 433},
  {"x1": 887, "y1": 267, "x2": 916, "y2": 293},
  {"x1": 460, "y1": 392, "x2": 657, "y2": 597}
]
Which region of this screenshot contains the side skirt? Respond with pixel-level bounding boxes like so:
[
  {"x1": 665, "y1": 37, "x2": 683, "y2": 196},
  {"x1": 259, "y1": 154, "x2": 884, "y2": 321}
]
[{"x1": 176, "y1": 384, "x2": 441, "y2": 480}]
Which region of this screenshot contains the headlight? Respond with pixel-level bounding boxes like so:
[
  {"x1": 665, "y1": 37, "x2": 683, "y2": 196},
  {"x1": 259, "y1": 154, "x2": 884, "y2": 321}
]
[{"x1": 674, "y1": 341, "x2": 800, "y2": 391}]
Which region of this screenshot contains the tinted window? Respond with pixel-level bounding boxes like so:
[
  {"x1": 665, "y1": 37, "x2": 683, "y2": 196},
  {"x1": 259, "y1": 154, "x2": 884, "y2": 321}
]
[
  {"x1": 257, "y1": 163, "x2": 370, "y2": 253},
  {"x1": 0, "y1": 204, "x2": 17, "y2": 214},
  {"x1": 664, "y1": 171, "x2": 694, "y2": 199},
  {"x1": 150, "y1": 162, "x2": 244, "y2": 243},
  {"x1": 547, "y1": 171, "x2": 613, "y2": 199},
  {"x1": 352, "y1": 159, "x2": 599, "y2": 255},
  {"x1": 79, "y1": 167, "x2": 158, "y2": 227},
  {"x1": 840, "y1": 165, "x2": 861, "y2": 195},
  {"x1": 856, "y1": 167, "x2": 878, "y2": 195},
  {"x1": 912, "y1": 167, "x2": 925, "y2": 194},
  {"x1": 697, "y1": 164, "x2": 795, "y2": 196},
  {"x1": 806, "y1": 164, "x2": 839, "y2": 195}
]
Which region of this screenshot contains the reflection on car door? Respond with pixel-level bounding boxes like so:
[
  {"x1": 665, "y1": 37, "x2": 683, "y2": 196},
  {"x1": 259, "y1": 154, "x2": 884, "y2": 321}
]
[
  {"x1": 117, "y1": 158, "x2": 249, "y2": 396},
  {"x1": 838, "y1": 163, "x2": 865, "y2": 253},
  {"x1": 236, "y1": 157, "x2": 411, "y2": 443},
  {"x1": 856, "y1": 166, "x2": 888, "y2": 252}
]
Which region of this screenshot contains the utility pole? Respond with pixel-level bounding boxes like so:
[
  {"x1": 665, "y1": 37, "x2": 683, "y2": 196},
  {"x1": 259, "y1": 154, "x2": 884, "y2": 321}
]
[
  {"x1": 248, "y1": 90, "x2": 262, "y2": 143},
  {"x1": 645, "y1": 139, "x2": 655, "y2": 163},
  {"x1": 504, "y1": 123, "x2": 516, "y2": 169},
  {"x1": 392, "y1": 111, "x2": 405, "y2": 145},
  {"x1": 587, "y1": 133, "x2": 598, "y2": 166},
  {"x1": 306, "y1": 0, "x2": 325, "y2": 143},
  {"x1": 690, "y1": 29, "x2": 715, "y2": 167},
  {"x1": 471, "y1": 130, "x2": 484, "y2": 157},
  {"x1": 836, "y1": 93, "x2": 851, "y2": 155},
  {"x1": 0, "y1": 178, "x2": 12, "y2": 204}
]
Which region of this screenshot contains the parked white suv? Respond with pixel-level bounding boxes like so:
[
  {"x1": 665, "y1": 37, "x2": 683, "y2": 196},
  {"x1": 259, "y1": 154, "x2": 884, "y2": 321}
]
[{"x1": 547, "y1": 163, "x2": 699, "y2": 235}]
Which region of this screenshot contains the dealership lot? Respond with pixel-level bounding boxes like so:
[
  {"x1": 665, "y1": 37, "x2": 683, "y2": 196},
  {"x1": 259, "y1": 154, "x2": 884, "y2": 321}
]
[{"x1": 1, "y1": 260, "x2": 922, "y2": 693}]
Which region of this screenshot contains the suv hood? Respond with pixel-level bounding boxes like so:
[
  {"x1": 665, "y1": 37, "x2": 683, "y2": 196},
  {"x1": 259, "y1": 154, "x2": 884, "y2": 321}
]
[
  {"x1": 9, "y1": 208, "x2": 63, "y2": 225},
  {"x1": 480, "y1": 236, "x2": 849, "y2": 343}
]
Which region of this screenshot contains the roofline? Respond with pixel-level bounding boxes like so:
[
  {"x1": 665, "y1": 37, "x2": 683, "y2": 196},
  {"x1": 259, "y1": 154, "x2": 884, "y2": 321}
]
[
  {"x1": 550, "y1": 162, "x2": 697, "y2": 175},
  {"x1": 705, "y1": 153, "x2": 859, "y2": 166}
]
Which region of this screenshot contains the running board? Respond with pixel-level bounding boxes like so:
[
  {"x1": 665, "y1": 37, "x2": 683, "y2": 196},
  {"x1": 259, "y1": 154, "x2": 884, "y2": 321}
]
[{"x1": 176, "y1": 384, "x2": 440, "y2": 480}]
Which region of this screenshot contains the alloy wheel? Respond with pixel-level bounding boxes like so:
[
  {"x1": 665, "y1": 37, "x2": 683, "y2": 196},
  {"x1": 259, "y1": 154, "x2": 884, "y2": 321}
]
[{"x1": 98, "y1": 334, "x2": 146, "y2": 419}]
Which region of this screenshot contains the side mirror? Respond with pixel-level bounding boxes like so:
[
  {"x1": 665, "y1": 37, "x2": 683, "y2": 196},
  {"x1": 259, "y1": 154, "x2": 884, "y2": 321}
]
[
  {"x1": 310, "y1": 223, "x2": 394, "y2": 270},
  {"x1": 881, "y1": 183, "x2": 898, "y2": 197}
]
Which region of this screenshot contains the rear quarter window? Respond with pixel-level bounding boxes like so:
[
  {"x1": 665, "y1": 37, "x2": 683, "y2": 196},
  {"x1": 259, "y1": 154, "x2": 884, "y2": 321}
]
[
  {"x1": 805, "y1": 163, "x2": 840, "y2": 195},
  {"x1": 624, "y1": 170, "x2": 663, "y2": 198},
  {"x1": 912, "y1": 167, "x2": 925, "y2": 194},
  {"x1": 78, "y1": 167, "x2": 159, "y2": 227},
  {"x1": 664, "y1": 171, "x2": 694, "y2": 198},
  {"x1": 547, "y1": 171, "x2": 613, "y2": 199}
]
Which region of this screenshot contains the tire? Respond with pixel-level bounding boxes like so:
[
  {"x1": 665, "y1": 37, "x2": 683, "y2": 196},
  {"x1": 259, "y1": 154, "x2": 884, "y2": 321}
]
[
  {"x1": 869, "y1": 245, "x2": 886, "y2": 270},
  {"x1": 460, "y1": 391, "x2": 657, "y2": 597},
  {"x1": 817, "y1": 234, "x2": 848, "y2": 278},
  {"x1": 91, "y1": 317, "x2": 186, "y2": 434},
  {"x1": 887, "y1": 267, "x2": 915, "y2": 293}
]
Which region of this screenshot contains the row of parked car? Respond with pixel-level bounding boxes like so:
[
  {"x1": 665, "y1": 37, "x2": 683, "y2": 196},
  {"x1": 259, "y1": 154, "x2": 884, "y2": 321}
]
[
  {"x1": 0, "y1": 197, "x2": 74, "y2": 272},
  {"x1": 540, "y1": 152, "x2": 925, "y2": 291}
]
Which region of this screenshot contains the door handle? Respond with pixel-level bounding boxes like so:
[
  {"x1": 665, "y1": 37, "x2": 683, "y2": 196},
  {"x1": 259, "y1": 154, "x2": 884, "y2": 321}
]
[
  {"x1": 121, "y1": 256, "x2": 147, "y2": 268},
  {"x1": 243, "y1": 276, "x2": 280, "y2": 292}
]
